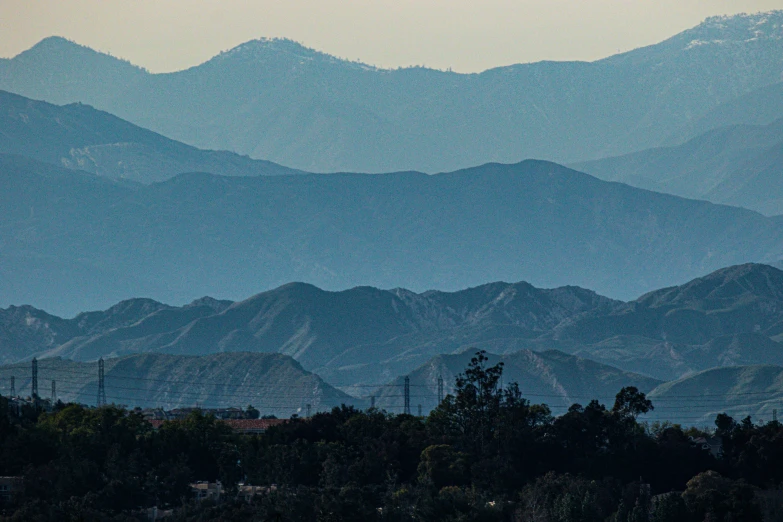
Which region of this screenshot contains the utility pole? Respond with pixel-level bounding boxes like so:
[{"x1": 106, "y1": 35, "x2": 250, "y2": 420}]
[
  {"x1": 51, "y1": 380, "x2": 56, "y2": 404},
  {"x1": 97, "y1": 358, "x2": 106, "y2": 407},
  {"x1": 437, "y1": 375, "x2": 444, "y2": 405},
  {"x1": 31, "y1": 358, "x2": 38, "y2": 401},
  {"x1": 306, "y1": 403, "x2": 311, "y2": 418},
  {"x1": 404, "y1": 376, "x2": 411, "y2": 415},
  {"x1": 370, "y1": 395, "x2": 376, "y2": 409},
  {"x1": 9, "y1": 376, "x2": 14, "y2": 397}
]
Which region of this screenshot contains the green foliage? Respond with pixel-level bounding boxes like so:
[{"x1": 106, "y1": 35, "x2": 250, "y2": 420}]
[
  {"x1": 417, "y1": 445, "x2": 469, "y2": 489},
  {"x1": 682, "y1": 471, "x2": 762, "y2": 522},
  {"x1": 650, "y1": 493, "x2": 689, "y2": 522},
  {"x1": 0, "y1": 352, "x2": 779, "y2": 520},
  {"x1": 245, "y1": 404, "x2": 260, "y2": 419},
  {"x1": 518, "y1": 472, "x2": 616, "y2": 522},
  {"x1": 612, "y1": 387, "x2": 654, "y2": 419}
]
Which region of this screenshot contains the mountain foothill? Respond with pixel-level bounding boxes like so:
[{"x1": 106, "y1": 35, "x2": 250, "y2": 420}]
[
  {"x1": 3, "y1": 11, "x2": 783, "y2": 424},
  {"x1": 4, "y1": 263, "x2": 783, "y2": 422}
]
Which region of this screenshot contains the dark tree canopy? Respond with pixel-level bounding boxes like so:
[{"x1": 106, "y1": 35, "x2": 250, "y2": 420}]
[{"x1": 0, "y1": 352, "x2": 777, "y2": 521}]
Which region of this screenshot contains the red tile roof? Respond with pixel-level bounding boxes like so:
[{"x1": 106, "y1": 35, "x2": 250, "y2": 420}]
[
  {"x1": 221, "y1": 418, "x2": 289, "y2": 431},
  {"x1": 147, "y1": 418, "x2": 288, "y2": 432}
]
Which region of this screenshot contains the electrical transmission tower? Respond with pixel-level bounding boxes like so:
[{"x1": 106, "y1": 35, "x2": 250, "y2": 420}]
[
  {"x1": 370, "y1": 395, "x2": 376, "y2": 409},
  {"x1": 404, "y1": 376, "x2": 411, "y2": 415},
  {"x1": 97, "y1": 358, "x2": 106, "y2": 407},
  {"x1": 31, "y1": 358, "x2": 38, "y2": 400},
  {"x1": 51, "y1": 380, "x2": 56, "y2": 404},
  {"x1": 437, "y1": 375, "x2": 444, "y2": 405},
  {"x1": 306, "y1": 403, "x2": 311, "y2": 418},
  {"x1": 9, "y1": 376, "x2": 14, "y2": 397}
]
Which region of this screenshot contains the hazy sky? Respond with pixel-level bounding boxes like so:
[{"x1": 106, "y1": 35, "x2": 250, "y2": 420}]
[{"x1": 2, "y1": 0, "x2": 782, "y2": 73}]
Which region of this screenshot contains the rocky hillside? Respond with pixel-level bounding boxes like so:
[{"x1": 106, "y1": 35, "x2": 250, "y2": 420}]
[
  {"x1": 646, "y1": 364, "x2": 783, "y2": 425},
  {"x1": 371, "y1": 349, "x2": 661, "y2": 415},
  {"x1": 7, "y1": 264, "x2": 783, "y2": 388},
  {"x1": 0, "y1": 90, "x2": 300, "y2": 183},
  {"x1": 0, "y1": 352, "x2": 358, "y2": 416},
  {"x1": 1, "y1": 279, "x2": 616, "y2": 383},
  {"x1": 542, "y1": 264, "x2": 783, "y2": 380}
]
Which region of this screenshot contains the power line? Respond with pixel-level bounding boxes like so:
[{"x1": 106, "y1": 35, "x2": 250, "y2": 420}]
[
  {"x1": 8, "y1": 358, "x2": 783, "y2": 421},
  {"x1": 26, "y1": 362, "x2": 783, "y2": 400},
  {"x1": 1, "y1": 378, "x2": 752, "y2": 424},
  {"x1": 10, "y1": 368, "x2": 783, "y2": 410},
  {"x1": 31, "y1": 362, "x2": 431, "y2": 389},
  {"x1": 46, "y1": 380, "x2": 765, "y2": 411}
]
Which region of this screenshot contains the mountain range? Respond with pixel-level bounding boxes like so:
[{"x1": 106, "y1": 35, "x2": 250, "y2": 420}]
[
  {"x1": 1, "y1": 12, "x2": 782, "y2": 172},
  {"x1": 0, "y1": 279, "x2": 616, "y2": 385},
  {"x1": 0, "y1": 89, "x2": 299, "y2": 183},
  {"x1": 372, "y1": 349, "x2": 662, "y2": 415},
  {"x1": 3, "y1": 12, "x2": 783, "y2": 426},
  {"x1": 0, "y1": 352, "x2": 357, "y2": 416},
  {"x1": 4, "y1": 153, "x2": 783, "y2": 316},
  {"x1": 8, "y1": 262, "x2": 783, "y2": 423},
  {"x1": 666, "y1": 81, "x2": 783, "y2": 146},
  {"x1": 5, "y1": 87, "x2": 783, "y2": 216},
  {"x1": 574, "y1": 117, "x2": 783, "y2": 215},
  {"x1": 647, "y1": 364, "x2": 783, "y2": 425},
  {"x1": 539, "y1": 264, "x2": 783, "y2": 380},
  {"x1": 4, "y1": 263, "x2": 783, "y2": 390}
]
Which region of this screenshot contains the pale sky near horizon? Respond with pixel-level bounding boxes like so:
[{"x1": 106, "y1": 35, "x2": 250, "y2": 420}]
[{"x1": 1, "y1": 0, "x2": 782, "y2": 73}]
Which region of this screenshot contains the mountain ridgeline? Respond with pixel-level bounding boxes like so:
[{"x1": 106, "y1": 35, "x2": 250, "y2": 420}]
[
  {"x1": 574, "y1": 117, "x2": 783, "y2": 215},
  {"x1": 0, "y1": 352, "x2": 357, "y2": 416},
  {"x1": 6, "y1": 86, "x2": 783, "y2": 215},
  {"x1": 5, "y1": 264, "x2": 783, "y2": 421},
  {"x1": 372, "y1": 350, "x2": 662, "y2": 416},
  {"x1": 3, "y1": 155, "x2": 783, "y2": 316},
  {"x1": 4, "y1": 263, "x2": 783, "y2": 393},
  {"x1": 3, "y1": 12, "x2": 783, "y2": 428},
  {"x1": 0, "y1": 89, "x2": 301, "y2": 183},
  {"x1": 1, "y1": 12, "x2": 782, "y2": 172},
  {"x1": 0, "y1": 280, "x2": 616, "y2": 381}
]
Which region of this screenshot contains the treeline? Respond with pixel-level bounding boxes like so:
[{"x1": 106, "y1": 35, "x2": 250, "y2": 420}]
[{"x1": 0, "y1": 351, "x2": 781, "y2": 521}]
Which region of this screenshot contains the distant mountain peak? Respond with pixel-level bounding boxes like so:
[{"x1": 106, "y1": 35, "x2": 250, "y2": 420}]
[
  {"x1": 217, "y1": 38, "x2": 326, "y2": 61},
  {"x1": 211, "y1": 37, "x2": 379, "y2": 71},
  {"x1": 637, "y1": 263, "x2": 783, "y2": 308},
  {"x1": 685, "y1": 10, "x2": 783, "y2": 48},
  {"x1": 26, "y1": 36, "x2": 82, "y2": 52},
  {"x1": 17, "y1": 36, "x2": 142, "y2": 69}
]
